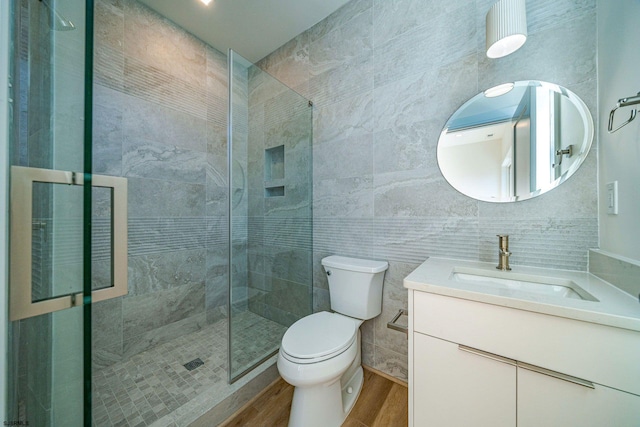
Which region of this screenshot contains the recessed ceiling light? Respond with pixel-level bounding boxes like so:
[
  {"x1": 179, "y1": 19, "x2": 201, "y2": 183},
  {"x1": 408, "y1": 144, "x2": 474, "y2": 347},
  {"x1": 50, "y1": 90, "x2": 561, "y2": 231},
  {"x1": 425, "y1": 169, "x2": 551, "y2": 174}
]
[{"x1": 200, "y1": 0, "x2": 213, "y2": 5}]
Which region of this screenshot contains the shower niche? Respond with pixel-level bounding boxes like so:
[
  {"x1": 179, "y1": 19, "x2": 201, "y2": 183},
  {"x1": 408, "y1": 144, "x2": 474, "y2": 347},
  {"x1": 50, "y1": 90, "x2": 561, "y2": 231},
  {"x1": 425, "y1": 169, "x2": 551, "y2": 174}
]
[{"x1": 264, "y1": 144, "x2": 285, "y2": 197}]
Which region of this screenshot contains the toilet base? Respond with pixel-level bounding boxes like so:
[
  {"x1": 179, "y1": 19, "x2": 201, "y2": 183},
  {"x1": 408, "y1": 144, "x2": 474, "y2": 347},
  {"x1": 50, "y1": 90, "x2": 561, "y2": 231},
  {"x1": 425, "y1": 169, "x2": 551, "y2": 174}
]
[{"x1": 287, "y1": 365, "x2": 364, "y2": 427}]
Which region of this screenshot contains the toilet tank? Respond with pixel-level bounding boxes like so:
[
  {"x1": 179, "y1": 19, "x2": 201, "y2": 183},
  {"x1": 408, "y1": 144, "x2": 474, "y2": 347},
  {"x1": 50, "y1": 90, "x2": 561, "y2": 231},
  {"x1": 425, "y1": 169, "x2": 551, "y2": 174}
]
[{"x1": 321, "y1": 256, "x2": 388, "y2": 320}]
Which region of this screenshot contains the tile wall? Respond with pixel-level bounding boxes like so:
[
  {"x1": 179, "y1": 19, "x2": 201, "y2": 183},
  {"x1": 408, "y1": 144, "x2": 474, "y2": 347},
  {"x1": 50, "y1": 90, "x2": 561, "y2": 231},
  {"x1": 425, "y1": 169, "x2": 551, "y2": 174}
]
[
  {"x1": 258, "y1": 0, "x2": 599, "y2": 381},
  {"x1": 92, "y1": 0, "x2": 229, "y2": 368}
]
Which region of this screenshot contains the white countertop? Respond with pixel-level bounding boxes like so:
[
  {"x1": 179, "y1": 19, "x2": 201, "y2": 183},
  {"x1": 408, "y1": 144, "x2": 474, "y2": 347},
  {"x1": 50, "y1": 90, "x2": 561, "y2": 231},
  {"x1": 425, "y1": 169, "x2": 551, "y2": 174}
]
[{"x1": 404, "y1": 257, "x2": 640, "y2": 332}]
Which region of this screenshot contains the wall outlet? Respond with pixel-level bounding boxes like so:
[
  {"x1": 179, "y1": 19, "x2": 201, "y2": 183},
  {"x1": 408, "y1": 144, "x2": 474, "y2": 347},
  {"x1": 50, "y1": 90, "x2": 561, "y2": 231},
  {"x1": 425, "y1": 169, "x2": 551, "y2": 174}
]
[{"x1": 606, "y1": 181, "x2": 618, "y2": 215}]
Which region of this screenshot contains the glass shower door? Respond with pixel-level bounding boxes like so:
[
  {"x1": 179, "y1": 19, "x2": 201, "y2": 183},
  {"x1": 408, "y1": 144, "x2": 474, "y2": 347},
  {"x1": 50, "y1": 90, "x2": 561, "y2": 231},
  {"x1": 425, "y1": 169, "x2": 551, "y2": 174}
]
[
  {"x1": 228, "y1": 50, "x2": 313, "y2": 381},
  {"x1": 6, "y1": 1, "x2": 96, "y2": 425}
]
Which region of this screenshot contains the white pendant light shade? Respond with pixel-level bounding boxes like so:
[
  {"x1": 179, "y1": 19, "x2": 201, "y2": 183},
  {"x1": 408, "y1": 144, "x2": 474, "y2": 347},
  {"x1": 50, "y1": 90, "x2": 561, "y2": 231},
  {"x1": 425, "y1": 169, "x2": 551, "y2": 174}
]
[{"x1": 486, "y1": 0, "x2": 528, "y2": 59}]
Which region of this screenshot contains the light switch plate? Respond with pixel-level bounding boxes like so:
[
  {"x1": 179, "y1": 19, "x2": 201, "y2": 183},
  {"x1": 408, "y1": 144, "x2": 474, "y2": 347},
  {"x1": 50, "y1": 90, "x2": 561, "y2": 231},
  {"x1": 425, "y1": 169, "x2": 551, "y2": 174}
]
[{"x1": 606, "y1": 181, "x2": 618, "y2": 215}]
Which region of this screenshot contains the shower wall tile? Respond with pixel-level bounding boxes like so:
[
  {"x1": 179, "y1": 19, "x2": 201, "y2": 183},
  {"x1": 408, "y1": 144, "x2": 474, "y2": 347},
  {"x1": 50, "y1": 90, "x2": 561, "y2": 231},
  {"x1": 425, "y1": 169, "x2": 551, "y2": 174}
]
[
  {"x1": 92, "y1": 0, "x2": 231, "y2": 369},
  {"x1": 122, "y1": 93, "x2": 207, "y2": 152},
  {"x1": 123, "y1": 57, "x2": 207, "y2": 121},
  {"x1": 257, "y1": 33, "x2": 310, "y2": 91},
  {"x1": 95, "y1": 0, "x2": 124, "y2": 52},
  {"x1": 92, "y1": 298, "x2": 123, "y2": 352},
  {"x1": 122, "y1": 282, "x2": 205, "y2": 340},
  {"x1": 94, "y1": 44, "x2": 124, "y2": 91},
  {"x1": 207, "y1": 47, "x2": 229, "y2": 100},
  {"x1": 127, "y1": 249, "x2": 206, "y2": 295},
  {"x1": 123, "y1": 0, "x2": 207, "y2": 89},
  {"x1": 128, "y1": 177, "x2": 205, "y2": 218},
  {"x1": 93, "y1": 85, "x2": 123, "y2": 176},
  {"x1": 122, "y1": 312, "x2": 208, "y2": 359},
  {"x1": 122, "y1": 138, "x2": 207, "y2": 184}
]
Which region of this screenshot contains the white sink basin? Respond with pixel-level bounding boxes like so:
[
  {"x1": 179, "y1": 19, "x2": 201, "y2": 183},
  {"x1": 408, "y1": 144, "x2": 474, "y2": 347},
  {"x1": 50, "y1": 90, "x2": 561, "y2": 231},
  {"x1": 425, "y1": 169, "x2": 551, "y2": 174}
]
[{"x1": 451, "y1": 267, "x2": 598, "y2": 301}]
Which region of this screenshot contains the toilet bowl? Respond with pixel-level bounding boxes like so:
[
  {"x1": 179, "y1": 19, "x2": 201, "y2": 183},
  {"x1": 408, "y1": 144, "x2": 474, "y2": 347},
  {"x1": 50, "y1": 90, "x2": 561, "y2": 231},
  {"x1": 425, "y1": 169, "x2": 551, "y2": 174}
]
[{"x1": 277, "y1": 255, "x2": 388, "y2": 427}]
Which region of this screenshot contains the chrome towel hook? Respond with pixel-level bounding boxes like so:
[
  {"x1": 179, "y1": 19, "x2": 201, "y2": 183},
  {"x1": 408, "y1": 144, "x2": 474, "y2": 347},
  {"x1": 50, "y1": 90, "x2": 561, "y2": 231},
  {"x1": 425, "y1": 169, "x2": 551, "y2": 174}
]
[{"x1": 608, "y1": 92, "x2": 640, "y2": 133}]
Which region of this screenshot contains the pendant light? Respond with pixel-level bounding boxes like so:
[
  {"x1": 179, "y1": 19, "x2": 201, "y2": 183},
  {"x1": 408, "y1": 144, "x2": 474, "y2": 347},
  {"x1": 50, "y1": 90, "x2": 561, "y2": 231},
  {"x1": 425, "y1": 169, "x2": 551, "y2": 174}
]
[{"x1": 486, "y1": 0, "x2": 528, "y2": 59}]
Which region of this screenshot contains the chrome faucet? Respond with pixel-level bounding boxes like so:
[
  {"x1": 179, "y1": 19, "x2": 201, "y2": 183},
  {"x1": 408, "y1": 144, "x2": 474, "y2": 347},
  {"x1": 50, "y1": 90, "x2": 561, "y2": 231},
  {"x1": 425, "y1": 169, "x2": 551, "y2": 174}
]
[{"x1": 496, "y1": 234, "x2": 512, "y2": 271}]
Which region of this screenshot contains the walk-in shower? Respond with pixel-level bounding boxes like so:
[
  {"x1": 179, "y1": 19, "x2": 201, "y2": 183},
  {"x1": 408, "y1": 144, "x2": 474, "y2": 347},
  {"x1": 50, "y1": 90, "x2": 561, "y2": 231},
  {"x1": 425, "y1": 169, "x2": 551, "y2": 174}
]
[{"x1": 5, "y1": 1, "x2": 312, "y2": 425}]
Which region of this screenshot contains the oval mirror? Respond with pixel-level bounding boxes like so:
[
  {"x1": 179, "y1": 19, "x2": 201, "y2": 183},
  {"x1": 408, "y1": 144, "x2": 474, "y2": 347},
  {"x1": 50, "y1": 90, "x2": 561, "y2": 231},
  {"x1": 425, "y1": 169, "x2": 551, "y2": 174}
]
[{"x1": 437, "y1": 80, "x2": 593, "y2": 203}]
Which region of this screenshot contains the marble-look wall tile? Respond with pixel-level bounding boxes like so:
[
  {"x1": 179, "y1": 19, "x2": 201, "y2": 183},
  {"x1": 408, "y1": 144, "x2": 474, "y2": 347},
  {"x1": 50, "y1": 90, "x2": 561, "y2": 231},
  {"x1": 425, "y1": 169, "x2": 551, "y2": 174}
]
[
  {"x1": 314, "y1": 133, "x2": 373, "y2": 181},
  {"x1": 309, "y1": 0, "x2": 372, "y2": 43},
  {"x1": 127, "y1": 249, "x2": 206, "y2": 296},
  {"x1": 314, "y1": 92, "x2": 374, "y2": 144},
  {"x1": 122, "y1": 138, "x2": 207, "y2": 184},
  {"x1": 122, "y1": 312, "x2": 208, "y2": 359},
  {"x1": 257, "y1": 33, "x2": 310, "y2": 91},
  {"x1": 374, "y1": 170, "x2": 479, "y2": 218},
  {"x1": 96, "y1": 0, "x2": 124, "y2": 51},
  {"x1": 123, "y1": 57, "x2": 207, "y2": 121},
  {"x1": 589, "y1": 250, "x2": 640, "y2": 297},
  {"x1": 122, "y1": 93, "x2": 207, "y2": 152},
  {"x1": 372, "y1": 55, "x2": 478, "y2": 134},
  {"x1": 310, "y1": 10, "x2": 373, "y2": 77},
  {"x1": 123, "y1": 0, "x2": 207, "y2": 89},
  {"x1": 372, "y1": 0, "x2": 470, "y2": 46},
  {"x1": 373, "y1": 346, "x2": 408, "y2": 382},
  {"x1": 92, "y1": 297, "x2": 123, "y2": 352},
  {"x1": 122, "y1": 282, "x2": 205, "y2": 340},
  {"x1": 128, "y1": 178, "x2": 205, "y2": 218},
  {"x1": 313, "y1": 176, "x2": 374, "y2": 218},
  {"x1": 373, "y1": 3, "x2": 477, "y2": 86},
  {"x1": 93, "y1": 85, "x2": 123, "y2": 175}
]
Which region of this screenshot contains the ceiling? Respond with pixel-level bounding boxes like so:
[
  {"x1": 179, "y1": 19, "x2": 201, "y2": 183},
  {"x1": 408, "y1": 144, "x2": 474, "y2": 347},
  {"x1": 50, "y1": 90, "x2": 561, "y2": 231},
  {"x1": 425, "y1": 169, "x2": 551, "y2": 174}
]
[{"x1": 138, "y1": 0, "x2": 352, "y2": 63}]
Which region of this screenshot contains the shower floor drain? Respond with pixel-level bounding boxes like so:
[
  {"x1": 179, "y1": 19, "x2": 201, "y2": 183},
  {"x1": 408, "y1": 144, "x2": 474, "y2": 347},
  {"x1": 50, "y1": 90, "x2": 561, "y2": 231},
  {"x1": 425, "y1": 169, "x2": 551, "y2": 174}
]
[{"x1": 183, "y1": 358, "x2": 204, "y2": 371}]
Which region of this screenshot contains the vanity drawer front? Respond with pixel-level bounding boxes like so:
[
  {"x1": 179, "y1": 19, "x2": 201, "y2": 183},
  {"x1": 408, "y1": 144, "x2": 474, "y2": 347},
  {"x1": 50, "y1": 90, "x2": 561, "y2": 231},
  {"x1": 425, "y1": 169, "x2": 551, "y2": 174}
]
[{"x1": 412, "y1": 291, "x2": 640, "y2": 396}]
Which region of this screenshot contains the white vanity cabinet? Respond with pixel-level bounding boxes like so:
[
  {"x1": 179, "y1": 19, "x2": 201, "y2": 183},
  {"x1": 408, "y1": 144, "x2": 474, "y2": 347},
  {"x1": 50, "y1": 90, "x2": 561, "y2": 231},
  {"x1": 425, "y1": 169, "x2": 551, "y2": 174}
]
[
  {"x1": 408, "y1": 289, "x2": 640, "y2": 427},
  {"x1": 517, "y1": 366, "x2": 640, "y2": 427},
  {"x1": 413, "y1": 332, "x2": 516, "y2": 426}
]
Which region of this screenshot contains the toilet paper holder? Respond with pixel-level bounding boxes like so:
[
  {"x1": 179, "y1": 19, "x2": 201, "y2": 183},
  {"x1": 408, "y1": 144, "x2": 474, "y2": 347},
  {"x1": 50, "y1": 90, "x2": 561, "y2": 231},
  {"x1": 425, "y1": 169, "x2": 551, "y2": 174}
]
[{"x1": 386, "y1": 308, "x2": 408, "y2": 336}]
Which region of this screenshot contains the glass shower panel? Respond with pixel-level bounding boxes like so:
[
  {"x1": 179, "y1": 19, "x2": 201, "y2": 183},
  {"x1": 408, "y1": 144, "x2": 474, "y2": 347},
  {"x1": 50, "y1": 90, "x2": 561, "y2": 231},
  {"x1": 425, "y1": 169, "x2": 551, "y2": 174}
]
[
  {"x1": 229, "y1": 50, "x2": 313, "y2": 381},
  {"x1": 7, "y1": 0, "x2": 91, "y2": 425}
]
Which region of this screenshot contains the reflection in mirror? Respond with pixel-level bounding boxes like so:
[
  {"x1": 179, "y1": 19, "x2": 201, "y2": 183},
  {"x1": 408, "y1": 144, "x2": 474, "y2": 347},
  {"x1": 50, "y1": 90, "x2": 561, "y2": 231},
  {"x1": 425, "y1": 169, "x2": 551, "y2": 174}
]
[{"x1": 438, "y1": 81, "x2": 593, "y2": 203}]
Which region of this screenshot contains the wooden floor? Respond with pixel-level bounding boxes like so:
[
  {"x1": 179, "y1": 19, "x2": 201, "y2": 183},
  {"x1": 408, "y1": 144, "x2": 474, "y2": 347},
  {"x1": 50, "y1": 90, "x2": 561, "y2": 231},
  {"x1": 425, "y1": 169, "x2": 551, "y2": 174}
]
[{"x1": 220, "y1": 368, "x2": 408, "y2": 427}]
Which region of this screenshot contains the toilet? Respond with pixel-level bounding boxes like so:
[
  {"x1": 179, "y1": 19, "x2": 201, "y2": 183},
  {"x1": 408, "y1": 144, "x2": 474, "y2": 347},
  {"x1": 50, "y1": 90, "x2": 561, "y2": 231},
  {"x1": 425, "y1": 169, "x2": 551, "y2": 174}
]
[{"x1": 277, "y1": 255, "x2": 388, "y2": 427}]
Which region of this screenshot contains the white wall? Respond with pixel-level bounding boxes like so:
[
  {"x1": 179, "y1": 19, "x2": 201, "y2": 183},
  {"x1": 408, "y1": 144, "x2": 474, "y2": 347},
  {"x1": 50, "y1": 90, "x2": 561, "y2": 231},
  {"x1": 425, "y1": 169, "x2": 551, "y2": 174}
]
[
  {"x1": 597, "y1": 0, "x2": 640, "y2": 262},
  {"x1": 0, "y1": 0, "x2": 10, "y2": 422}
]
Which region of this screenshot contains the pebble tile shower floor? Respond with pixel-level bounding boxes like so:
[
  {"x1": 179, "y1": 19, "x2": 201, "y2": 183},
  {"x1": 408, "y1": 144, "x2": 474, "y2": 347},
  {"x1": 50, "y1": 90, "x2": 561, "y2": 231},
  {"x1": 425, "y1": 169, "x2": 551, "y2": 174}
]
[{"x1": 92, "y1": 312, "x2": 286, "y2": 427}]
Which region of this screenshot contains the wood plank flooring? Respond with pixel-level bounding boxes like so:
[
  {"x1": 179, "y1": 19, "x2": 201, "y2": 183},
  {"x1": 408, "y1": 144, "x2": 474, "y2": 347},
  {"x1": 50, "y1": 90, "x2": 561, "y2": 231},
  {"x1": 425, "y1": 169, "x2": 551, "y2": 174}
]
[{"x1": 220, "y1": 368, "x2": 408, "y2": 427}]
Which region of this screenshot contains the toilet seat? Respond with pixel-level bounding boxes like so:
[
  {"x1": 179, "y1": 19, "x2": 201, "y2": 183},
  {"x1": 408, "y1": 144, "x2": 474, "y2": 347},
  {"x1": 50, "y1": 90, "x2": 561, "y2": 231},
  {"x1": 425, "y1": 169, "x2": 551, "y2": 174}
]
[{"x1": 281, "y1": 312, "x2": 359, "y2": 364}]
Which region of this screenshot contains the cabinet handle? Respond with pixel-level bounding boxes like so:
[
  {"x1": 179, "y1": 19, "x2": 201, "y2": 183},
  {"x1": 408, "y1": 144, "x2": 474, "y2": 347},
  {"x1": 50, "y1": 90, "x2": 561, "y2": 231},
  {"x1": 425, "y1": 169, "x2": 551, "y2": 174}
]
[
  {"x1": 518, "y1": 362, "x2": 595, "y2": 389},
  {"x1": 458, "y1": 345, "x2": 516, "y2": 366}
]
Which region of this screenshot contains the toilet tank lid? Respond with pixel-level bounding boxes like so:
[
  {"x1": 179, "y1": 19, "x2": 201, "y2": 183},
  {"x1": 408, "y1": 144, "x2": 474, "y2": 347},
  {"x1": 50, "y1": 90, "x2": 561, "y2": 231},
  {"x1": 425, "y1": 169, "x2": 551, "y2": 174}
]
[{"x1": 321, "y1": 256, "x2": 388, "y2": 273}]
